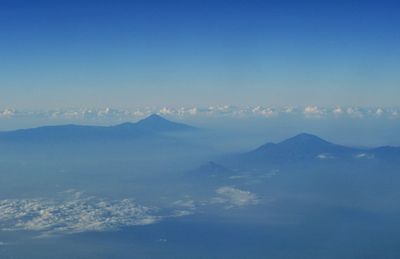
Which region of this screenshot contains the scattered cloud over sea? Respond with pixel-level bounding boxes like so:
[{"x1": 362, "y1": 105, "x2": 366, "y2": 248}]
[
  {"x1": 210, "y1": 186, "x2": 260, "y2": 209},
  {"x1": 0, "y1": 191, "x2": 160, "y2": 237},
  {"x1": 0, "y1": 188, "x2": 261, "y2": 237}
]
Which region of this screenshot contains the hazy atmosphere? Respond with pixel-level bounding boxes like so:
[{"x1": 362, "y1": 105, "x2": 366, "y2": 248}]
[{"x1": 0, "y1": 1, "x2": 399, "y2": 259}]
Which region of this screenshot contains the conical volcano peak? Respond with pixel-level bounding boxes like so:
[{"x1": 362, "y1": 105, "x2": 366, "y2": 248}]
[
  {"x1": 145, "y1": 113, "x2": 165, "y2": 121},
  {"x1": 135, "y1": 114, "x2": 173, "y2": 126},
  {"x1": 135, "y1": 114, "x2": 194, "y2": 131},
  {"x1": 138, "y1": 114, "x2": 167, "y2": 123},
  {"x1": 279, "y1": 133, "x2": 332, "y2": 146}
]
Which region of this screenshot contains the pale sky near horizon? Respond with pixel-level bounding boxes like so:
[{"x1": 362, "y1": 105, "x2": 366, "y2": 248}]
[{"x1": 1, "y1": 0, "x2": 399, "y2": 109}]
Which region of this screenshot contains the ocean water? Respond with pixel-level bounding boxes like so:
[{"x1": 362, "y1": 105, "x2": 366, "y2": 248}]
[{"x1": 1, "y1": 209, "x2": 400, "y2": 259}]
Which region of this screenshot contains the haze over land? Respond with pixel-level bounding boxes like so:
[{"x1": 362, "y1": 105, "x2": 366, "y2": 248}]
[
  {"x1": 1, "y1": 0, "x2": 400, "y2": 258},
  {"x1": 0, "y1": 115, "x2": 399, "y2": 258}
]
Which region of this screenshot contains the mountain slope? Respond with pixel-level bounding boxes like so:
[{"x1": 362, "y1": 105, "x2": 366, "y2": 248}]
[
  {"x1": 0, "y1": 114, "x2": 195, "y2": 143},
  {"x1": 212, "y1": 133, "x2": 400, "y2": 171},
  {"x1": 134, "y1": 114, "x2": 194, "y2": 132},
  {"x1": 243, "y1": 133, "x2": 358, "y2": 162}
]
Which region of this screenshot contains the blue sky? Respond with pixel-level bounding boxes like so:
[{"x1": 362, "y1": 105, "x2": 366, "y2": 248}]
[{"x1": 1, "y1": 0, "x2": 399, "y2": 109}]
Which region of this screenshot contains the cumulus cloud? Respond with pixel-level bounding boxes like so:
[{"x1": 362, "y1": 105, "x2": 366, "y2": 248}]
[
  {"x1": 172, "y1": 199, "x2": 196, "y2": 210},
  {"x1": 188, "y1": 107, "x2": 198, "y2": 115},
  {"x1": 316, "y1": 153, "x2": 334, "y2": 160},
  {"x1": 210, "y1": 186, "x2": 260, "y2": 209},
  {"x1": 303, "y1": 106, "x2": 325, "y2": 118},
  {"x1": 375, "y1": 108, "x2": 384, "y2": 116},
  {"x1": 333, "y1": 107, "x2": 343, "y2": 116},
  {"x1": 0, "y1": 109, "x2": 15, "y2": 118},
  {"x1": 390, "y1": 110, "x2": 399, "y2": 118},
  {"x1": 0, "y1": 192, "x2": 163, "y2": 236},
  {"x1": 346, "y1": 107, "x2": 364, "y2": 118},
  {"x1": 252, "y1": 106, "x2": 277, "y2": 117},
  {"x1": 0, "y1": 106, "x2": 399, "y2": 122},
  {"x1": 354, "y1": 153, "x2": 374, "y2": 159},
  {"x1": 159, "y1": 107, "x2": 174, "y2": 115},
  {"x1": 171, "y1": 198, "x2": 196, "y2": 217},
  {"x1": 0, "y1": 186, "x2": 265, "y2": 237}
]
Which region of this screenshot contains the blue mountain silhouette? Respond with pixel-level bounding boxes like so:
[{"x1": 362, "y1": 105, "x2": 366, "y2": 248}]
[{"x1": 0, "y1": 114, "x2": 194, "y2": 142}]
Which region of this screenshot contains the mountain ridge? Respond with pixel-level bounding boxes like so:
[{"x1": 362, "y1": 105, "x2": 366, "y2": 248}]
[
  {"x1": 0, "y1": 114, "x2": 195, "y2": 142},
  {"x1": 248, "y1": 133, "x2": 352, "y2": 158},
  {"x1": 214, "y1": 133, "x2": 400, "y2": 171},
  {"x1": 189, "y1": 133, "x2": 400, "y2": 180}
]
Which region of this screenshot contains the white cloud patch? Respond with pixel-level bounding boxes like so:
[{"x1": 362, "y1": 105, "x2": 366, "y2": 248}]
[
  {"x1": 333, "y1": 107, "x2": 343, "y2": 116},
  {"x1": 303, "y1": 106, "x2": 324, "y2": 118},
  {"x1": 171, "y1": 198, "x2": 196, "y2": 217},
  {"x1": 375, "y1": 108, "x2": 384, "y2": 116},
  {"x1": 346, "y1": 107, "x2": 364, "y2": 118},
  {"x1": 211, "y1": 186, "x2": 260, "y2": 209},
  {"x1": 0, "y1": 109, "x2": 15, "y2": 118},
  {"x1": 0, "y1": 187, "x2": 265, "y2": 237},
  {"x1": 355, "y1": 153, "x2": 374, "y2": 159},
  {"x1": 172, "y1": 199, "x2": 196, "y2": 210},
  {"x1": 0, "y1": 192, "x2": 165, "y2": 236},
  {"x1": 316, "y1": 153, "x2": 334, "y2": 160},
  {"x1": 252, "y1": 106, "x2": 277, "y2": 117}
]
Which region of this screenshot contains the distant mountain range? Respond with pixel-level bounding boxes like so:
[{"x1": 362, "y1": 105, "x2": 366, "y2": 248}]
[
  {"x1": 240, "y1": 133, "x2": 359, "y2": 164},
  {"x1": 0, "y1": 114, "x2": 195, "y2": 143},
  {"x1": 1, "y1": 117, "x2": 399, "y2": 172},
  {"x1": 190, "y1": 133, "x2": 400, "y2": 178},
  {"x1": 241, "y1": 133, "x2": 400, "y2": 163}
]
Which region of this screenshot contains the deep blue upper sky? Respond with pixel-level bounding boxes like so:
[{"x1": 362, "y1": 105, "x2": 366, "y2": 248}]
[{"x1": 1, "y1": 0, "x2": 399, "y2": 108}]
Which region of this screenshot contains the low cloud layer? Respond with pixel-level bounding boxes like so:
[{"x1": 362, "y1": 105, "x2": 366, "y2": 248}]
[
  {"x1": 0, "y1": 188, "x2": 262, "y2": 237},
  {"x1": 211, "y1": 186, "x2": 260, "y2": 209},
  {"x1": 0, "y1": 192, "x2": 161, "y2": 236},
  {"x1": 0, "y1": 106, "x2": 399, "y2": 124}
]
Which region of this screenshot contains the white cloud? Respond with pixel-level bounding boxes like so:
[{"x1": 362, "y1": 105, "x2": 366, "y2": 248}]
[
  {"x1": 375, "y1": 108, "x2": 384, "y2": 116},
  {"x1": 346, "y1": 107, "x2": 364, "y2": 118},
  {"x1": 283, "y1": 106, "x2": 294, "y2": 113},
  {"x1": 1, "y1": 106, "x2": 399, "y2": 122},
  {"x1": 97, "y1": 107, "x2": 111, "y2": 117},
  {"x1": 159, "y1": 107, "x2": 173, "y2": 115},
  {"x1": 316, "y1": 153, "x2": 334, "y2": 160},
  {"x1": 391, "y1": 110, "x2": 399, "y2": 118},
  {"x1": 252, "y1": 106, "x2": 277, "y2": 117},
  {"x1": 303, "y1": 106, "x2": 324, "y2": 118},
  {"x1": 172, "y1": 199, "x2": 196, "y2": 210},
  {"x1": 0, "y1": 188, "x2": 264, "y2": 237},
  {"x1": 0, "y1": 192, "x2": 164, "y2": 236},
  {"x1": 188, "y1": 107, "x2": 198, "y2": 115},
  {"x1": 171, "y1": 197, "x2": 197, "y2": 217},
  {"x1": 354, "y1": 153, "x2": 374, "y2": 159},
  {"x1": 333, "y1": 107, "x2": 343, "y2": 116},
  {"x1": 211, "y1": 186, "x2": 260, "y2": 209},
  {"x1": 0, "y1": 109, "x2": 15, "y2": 118}
]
